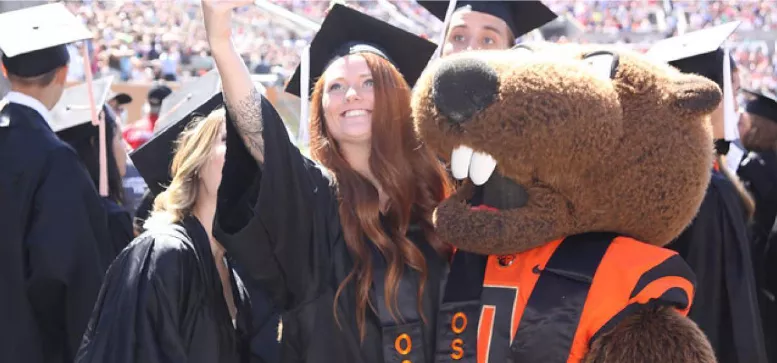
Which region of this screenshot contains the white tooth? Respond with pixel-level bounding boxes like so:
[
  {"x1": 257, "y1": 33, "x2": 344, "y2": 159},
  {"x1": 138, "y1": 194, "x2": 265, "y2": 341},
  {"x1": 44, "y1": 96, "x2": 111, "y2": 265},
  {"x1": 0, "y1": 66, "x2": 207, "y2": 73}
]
[
  {"x1": 469, "y1": 152, "x2": 497, "y2": 186},
  {"x1": 345, "y1": 110, "x2": 367, "y2": 117},
  {"x1": 450, "y1": 146, "x2": 474, "y2": 180}
]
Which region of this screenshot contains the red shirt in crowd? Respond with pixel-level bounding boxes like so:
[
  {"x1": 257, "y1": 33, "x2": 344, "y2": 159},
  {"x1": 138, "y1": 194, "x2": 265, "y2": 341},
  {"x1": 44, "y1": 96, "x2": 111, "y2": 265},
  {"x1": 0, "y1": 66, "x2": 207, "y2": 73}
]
[{"x1": 122, "y1": 114, "x2": 158, "y2": 150}]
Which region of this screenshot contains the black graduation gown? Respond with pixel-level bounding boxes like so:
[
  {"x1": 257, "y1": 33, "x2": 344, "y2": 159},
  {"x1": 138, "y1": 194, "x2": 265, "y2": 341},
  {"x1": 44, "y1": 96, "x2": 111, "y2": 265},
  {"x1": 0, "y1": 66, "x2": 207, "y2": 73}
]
[
  {"x1": 764, "y1": 221, "x2": 777, "y2": 363},
  {"x1": 75, "y1": 216, "x2": 262, "y2": 363},
  {"x1": 214, "y1": 96, "x2": 448, "y2": 363},
  {"x1": 233, "y1": 263, "x2": 283, "y2": 363},
  {"x1": 738, "y1": 151, "x2": 777, "y2": 363},
  {"x1": 738, "y1": 151, "x2": 777, "y2": 253},
  {"x1": 103, "y1": 197, "x2": 134, "y2": 255},
  {"x1": 0, "y1": 102, "x2": 109, "y2": 363},
  {"x1": 133, "y1": 189, "x2": 155, "y2": 235},
  {"x1": 667, "y1": 169, "x2": 767, "y2": 363}
]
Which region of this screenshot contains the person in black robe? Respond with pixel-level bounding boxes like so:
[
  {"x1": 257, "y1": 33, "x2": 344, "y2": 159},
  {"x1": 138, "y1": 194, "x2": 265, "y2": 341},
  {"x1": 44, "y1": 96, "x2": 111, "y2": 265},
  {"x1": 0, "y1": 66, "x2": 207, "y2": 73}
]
[
  {"x1": 51, "y1": 77, "x2": 134, "y2": 257},
  {"x1": 203, "y1": 2, "x2": 451, "y2": 362},
  {"x1": 76, "y1": 101, "x2": 273, "y2": 363},
  {"x1": 0, "y1": 4, "x2": 111, "y2": 363},
  {"x1": 649, "y1": 23, "x2": 767, "y2": 363},
  {"x1": 737, "y1": 89, "x2": 777, "y2": 362}
]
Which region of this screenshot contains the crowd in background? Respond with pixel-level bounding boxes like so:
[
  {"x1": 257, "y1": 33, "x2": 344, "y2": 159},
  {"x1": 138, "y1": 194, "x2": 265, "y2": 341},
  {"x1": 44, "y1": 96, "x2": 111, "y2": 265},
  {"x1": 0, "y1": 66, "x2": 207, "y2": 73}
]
[{"x1": 63, "y1": 0, "x2": 777, "y2": 93}]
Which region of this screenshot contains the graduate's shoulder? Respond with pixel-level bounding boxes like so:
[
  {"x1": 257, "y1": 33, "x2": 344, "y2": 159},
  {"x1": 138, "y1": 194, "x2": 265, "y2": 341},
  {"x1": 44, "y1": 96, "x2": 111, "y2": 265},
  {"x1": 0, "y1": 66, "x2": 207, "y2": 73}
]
[
  {"x1": 1, "y1": 105, "x2": 74, "y2": 160},
  {"x1": 123, "y1": 220, "x2": 203, "y2": 278}
]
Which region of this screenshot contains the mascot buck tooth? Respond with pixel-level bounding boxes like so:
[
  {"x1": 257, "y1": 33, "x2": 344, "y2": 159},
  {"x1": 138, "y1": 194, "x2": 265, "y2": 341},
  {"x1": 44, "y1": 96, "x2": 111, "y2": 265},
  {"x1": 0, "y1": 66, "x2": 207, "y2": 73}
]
[{"x1": 413, "y1": 43, "x2": 720, "y2": 362}]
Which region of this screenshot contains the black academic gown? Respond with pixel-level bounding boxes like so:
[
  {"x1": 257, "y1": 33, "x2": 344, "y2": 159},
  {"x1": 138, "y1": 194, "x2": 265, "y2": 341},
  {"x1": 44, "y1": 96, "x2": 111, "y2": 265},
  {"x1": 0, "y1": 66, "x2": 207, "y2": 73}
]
[
  {"x1": 133, "y1": 189, "x2": 155, "y2": 235},
  {"x1": 75, "y1": 216, "x2": 262, "y2": 363},
  {"x1": 764, "y1": 221, "x2": 777, "y2": 363},
  {"x1": 103, "y1": 197, "x2": 133, "y2": 255},
  {"x1": 738, "y1": 151, "x2": 777, "y2": 252},
  {"x1": 0, "y1": 102, "x2": 109, "y2": 363},
  {"x1": 214, "y1": 96, "x2": 448, "y2": 363},
  {"x1": 667, "y1": 169, "x2": 767, "y2": 363},
  {"x1": 738, "y1": 151, "x2": 777, "y2": 363}
]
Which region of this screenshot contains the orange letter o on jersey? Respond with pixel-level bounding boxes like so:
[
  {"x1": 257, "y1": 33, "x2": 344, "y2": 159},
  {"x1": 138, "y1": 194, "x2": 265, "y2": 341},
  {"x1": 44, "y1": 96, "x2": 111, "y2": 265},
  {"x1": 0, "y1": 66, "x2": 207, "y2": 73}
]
[
  {"x1": 395, "y1": 333, "x2": 412, "y2": 355},
  {"x1": 452, "y1": 312, "x2": 467, "y2": 334}
]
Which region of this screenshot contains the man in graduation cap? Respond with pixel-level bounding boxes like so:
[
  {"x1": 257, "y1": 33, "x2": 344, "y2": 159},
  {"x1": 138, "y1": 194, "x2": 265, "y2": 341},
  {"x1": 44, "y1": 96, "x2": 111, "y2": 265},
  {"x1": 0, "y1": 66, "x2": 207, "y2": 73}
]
[
  {"x1": 0, "y1": 3, "x2": 110, "y2": 363},
  {"x1": 417, "y1": 0, "x2": 558, "y2": 56},
  {"x1": 647, "y1": 22, "x2": 768, "y2": 363},
  {"x1": 736, "y1": 89, "x2": 777, "y2": 363}
]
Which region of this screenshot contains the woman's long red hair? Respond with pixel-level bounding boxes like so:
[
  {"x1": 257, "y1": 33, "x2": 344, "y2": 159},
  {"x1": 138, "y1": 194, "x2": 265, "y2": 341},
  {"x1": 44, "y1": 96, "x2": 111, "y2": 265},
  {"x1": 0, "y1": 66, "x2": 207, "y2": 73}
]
[{"x1": 309, "y1": 52, "x2": 452, "y2": 340}]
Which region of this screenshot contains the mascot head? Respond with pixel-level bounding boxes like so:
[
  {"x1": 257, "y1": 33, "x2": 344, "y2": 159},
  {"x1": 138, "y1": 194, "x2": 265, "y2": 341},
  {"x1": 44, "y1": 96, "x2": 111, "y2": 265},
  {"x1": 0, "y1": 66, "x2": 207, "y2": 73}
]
[{"x1": 412, "y1": 43, "x2": 722, "y2": 255}]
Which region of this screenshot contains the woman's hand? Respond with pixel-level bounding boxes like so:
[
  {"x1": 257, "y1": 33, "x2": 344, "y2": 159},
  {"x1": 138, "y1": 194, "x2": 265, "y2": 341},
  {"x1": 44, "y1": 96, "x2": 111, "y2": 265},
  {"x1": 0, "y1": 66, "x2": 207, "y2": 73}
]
[{"x1": 201, "y1": 0, "x2": 254, "y2": 43}]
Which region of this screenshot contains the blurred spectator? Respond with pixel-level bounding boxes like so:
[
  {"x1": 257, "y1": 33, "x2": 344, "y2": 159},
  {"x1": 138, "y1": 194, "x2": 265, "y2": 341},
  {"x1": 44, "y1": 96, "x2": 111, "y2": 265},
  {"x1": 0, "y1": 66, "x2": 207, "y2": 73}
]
[{"x1": 122, "y1": 84, "x2": 172, "y2": 151}]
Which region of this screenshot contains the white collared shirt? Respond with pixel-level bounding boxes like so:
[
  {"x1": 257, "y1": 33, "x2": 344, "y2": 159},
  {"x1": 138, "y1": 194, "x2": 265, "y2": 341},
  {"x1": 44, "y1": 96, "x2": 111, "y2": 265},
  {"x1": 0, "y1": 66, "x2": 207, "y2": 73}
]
[{"x1": 3, "y1": 91, "x2": 54, "y2": 126}]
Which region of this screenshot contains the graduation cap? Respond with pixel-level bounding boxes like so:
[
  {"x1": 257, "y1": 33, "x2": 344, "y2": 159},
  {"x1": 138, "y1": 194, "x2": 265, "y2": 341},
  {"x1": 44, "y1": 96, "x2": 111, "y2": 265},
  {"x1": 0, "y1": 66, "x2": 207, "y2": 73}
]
[
  {"x1": 130, "y1": 69, "x2": 223, "y2": 195},
  {"x1": 418, "y1": 0, "x2": 558, "y2": 39},
  {"x1": 742, "y1": 89, "x2": 777, "y2": 122},
  {"x1": 0, "y1": 3, "x2": 93, "y2": 78},
  {"x1": 50, "y1": 75, "x2": 115, "y2": 134},
  {"x1": 285, "y1": 4, "x2": 436, "y2": 97},
  {"x1": 647, "y1": 21, "x2": 742, "y2": 142},
  {"x1": 646, "y1": 21, "x2": 740, "y2": 86},
  {"x1": 284, "y1": 4, "x2": 437, "y2": 146}
]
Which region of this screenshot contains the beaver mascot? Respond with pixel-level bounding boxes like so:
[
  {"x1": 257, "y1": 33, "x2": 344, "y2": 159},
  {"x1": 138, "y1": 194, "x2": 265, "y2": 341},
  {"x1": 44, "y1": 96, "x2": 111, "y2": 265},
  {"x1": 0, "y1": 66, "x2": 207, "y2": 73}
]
[{"x1": 412, "y1": 43, "x2": 720, "y2": 362}]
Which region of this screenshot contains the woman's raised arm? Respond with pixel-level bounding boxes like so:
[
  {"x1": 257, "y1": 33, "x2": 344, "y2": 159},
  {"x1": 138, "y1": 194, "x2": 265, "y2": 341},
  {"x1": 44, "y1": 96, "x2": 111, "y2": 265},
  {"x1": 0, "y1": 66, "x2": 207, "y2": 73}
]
[{"x1": 202, "y1": 0, "x2": 264, "y2": 165}]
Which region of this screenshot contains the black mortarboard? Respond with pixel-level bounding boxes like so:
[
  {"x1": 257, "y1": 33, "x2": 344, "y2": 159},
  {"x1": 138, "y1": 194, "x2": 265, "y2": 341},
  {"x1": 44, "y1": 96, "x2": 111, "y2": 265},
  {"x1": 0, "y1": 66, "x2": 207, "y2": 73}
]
[
  {"x1": 742, "y1": 89, "x2": 777, "y2": 122},
  {"x1": 49, "y1": 75, "x2": 114, "y2": 136},
  {"x1": 130, "y1": 69, "x2": 223, "y2": 195},
  {"x1": 285, "y1": 4, "x2": 437, "y2": 97},
  {"x1": 0, "y1": 3, "x2": 93, "y2": 78},
  {"x1": 646, "y1": 21, "x2": 740, "y2": 88},
  {"x1": 418, "y1": 0, "x2": 558, "y2": 39}
]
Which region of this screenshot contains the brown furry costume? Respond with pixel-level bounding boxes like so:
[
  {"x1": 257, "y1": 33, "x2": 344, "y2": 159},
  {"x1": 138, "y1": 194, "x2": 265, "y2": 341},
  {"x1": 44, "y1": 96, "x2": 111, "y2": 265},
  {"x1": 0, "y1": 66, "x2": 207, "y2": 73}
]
[{"x1": 412, "y1": 43, "x2": 720, "y2": 362}]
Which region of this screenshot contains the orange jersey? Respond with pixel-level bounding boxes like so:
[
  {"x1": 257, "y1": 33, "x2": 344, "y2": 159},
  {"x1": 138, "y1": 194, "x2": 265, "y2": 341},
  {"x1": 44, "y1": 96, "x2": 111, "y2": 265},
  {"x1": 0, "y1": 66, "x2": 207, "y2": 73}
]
[{"x1": 437, "y1": 233, "x2": 696, "y2": 363}]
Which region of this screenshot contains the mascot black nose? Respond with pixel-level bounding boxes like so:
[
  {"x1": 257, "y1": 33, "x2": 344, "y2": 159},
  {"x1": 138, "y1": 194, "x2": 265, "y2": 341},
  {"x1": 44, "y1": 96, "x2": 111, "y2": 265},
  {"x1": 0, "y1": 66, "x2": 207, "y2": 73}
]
[{"x1": 432, "y1": 58, "x2": 499, "y2": 125}]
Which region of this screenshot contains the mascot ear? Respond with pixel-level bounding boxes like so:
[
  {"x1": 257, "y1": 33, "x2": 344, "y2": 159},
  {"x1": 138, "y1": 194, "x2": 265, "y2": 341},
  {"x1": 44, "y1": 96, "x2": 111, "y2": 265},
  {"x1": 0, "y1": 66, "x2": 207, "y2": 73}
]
[
  {"x1": 582, "y1": 51, "x2": 619, "y2": 81},
  {"x1": 669, "y1": 74, "x2": 723, "y2": 118}
]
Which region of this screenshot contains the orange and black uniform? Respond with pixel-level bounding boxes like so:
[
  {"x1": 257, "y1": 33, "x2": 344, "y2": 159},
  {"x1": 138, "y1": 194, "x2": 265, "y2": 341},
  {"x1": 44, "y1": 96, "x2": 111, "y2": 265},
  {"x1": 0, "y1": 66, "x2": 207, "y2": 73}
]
[{"x1": 435, "y1": 233, "x2": 697, "y2": 363}]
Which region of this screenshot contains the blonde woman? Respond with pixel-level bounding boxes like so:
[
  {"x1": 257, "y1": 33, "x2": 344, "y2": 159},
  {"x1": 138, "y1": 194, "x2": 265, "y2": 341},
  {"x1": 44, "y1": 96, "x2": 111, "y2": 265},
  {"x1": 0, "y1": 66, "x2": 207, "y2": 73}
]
[{"x1": 76, "y1": 106, "x2": 277, "y2": 363}]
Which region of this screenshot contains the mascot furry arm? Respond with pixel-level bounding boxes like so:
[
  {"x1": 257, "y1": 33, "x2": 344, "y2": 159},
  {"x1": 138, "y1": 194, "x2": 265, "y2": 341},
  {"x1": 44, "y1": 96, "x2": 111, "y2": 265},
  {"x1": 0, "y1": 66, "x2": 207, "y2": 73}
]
[{"x1": 412, "y1": 43, "x2": 719, "y2": 362}]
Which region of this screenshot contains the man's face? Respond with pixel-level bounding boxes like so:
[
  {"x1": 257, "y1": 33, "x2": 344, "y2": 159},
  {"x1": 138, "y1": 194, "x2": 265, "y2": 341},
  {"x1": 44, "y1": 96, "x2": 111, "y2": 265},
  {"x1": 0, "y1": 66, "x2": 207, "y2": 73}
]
[{"x1": 442, "y1": 9, "x2": 513, "y2": 57}]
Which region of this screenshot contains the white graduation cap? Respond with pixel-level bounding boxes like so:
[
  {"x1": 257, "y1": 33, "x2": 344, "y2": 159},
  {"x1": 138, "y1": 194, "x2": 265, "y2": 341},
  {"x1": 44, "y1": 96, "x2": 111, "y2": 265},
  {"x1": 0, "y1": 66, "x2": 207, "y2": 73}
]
[
  {"x1": 49, "y1": 75, "x2": 114, "y2": 133},
  {"x1": 0, "y1": 3, "x2": 93, "y2": 77}
]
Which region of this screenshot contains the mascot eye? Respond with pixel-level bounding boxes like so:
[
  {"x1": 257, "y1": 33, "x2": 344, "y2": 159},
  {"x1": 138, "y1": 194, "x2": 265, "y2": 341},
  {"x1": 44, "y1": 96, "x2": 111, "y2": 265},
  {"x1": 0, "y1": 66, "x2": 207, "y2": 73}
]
[
  {"x1": 511, "y1": 44, "x2": 534, "y2": 57},
  {"x1": 582, "y1": 51, "x2": 619, "y2": 80}
]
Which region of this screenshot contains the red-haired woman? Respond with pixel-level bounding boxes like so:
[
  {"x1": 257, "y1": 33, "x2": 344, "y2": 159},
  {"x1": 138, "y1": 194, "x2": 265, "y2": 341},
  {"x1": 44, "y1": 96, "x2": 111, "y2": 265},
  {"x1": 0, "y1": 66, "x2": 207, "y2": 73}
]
[{"x1": 203, "y1": 1, "x2": 451, "y2": 362}]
